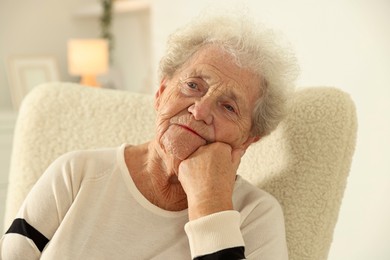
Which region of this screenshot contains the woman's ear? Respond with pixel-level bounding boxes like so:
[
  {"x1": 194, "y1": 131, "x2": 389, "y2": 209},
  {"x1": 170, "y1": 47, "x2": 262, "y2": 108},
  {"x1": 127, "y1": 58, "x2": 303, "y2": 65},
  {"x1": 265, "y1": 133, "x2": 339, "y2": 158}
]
[{"x1": 154, "y1": 78, "x2": 167, "y2": 110}]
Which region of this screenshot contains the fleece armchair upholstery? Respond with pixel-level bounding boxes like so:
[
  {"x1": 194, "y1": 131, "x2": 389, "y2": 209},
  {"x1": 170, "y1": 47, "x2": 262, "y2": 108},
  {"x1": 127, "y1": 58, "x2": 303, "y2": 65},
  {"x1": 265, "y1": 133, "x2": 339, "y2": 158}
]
[{"x1": 4, "y1": 82, "x2": 357, "y2": 260}]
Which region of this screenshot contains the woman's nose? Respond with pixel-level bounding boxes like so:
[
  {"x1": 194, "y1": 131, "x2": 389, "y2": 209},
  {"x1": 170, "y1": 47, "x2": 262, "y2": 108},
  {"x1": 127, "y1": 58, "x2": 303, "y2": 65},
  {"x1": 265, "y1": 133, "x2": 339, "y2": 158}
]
[{"x1": 188, "y1": 99, "x2": 213, "y2": 125}]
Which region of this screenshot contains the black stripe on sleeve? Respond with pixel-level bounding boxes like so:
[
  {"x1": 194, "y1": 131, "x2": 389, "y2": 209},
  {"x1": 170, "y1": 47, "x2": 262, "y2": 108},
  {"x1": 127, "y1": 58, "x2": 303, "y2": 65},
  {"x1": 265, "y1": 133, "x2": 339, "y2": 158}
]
[
  {"x1": 194, "y1": 246, "x2": 245, "y2": 260},
  {"x1": 6, "y1": 218, "x2": 50, "y2": 252}
]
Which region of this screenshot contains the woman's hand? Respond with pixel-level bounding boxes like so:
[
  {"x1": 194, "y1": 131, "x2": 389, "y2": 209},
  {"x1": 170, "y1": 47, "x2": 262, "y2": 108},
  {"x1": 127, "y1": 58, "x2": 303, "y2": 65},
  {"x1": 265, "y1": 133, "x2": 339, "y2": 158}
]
[{"x1": 178, "y1": 142, "x2": 244, "y2": 220}]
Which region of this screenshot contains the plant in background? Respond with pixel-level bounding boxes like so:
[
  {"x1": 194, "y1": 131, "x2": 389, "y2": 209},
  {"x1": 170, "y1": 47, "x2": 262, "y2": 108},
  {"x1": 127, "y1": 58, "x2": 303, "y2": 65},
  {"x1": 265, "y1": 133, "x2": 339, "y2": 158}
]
[{"x1": 100, "y1": 0, "x2": 114, "y2": 64}]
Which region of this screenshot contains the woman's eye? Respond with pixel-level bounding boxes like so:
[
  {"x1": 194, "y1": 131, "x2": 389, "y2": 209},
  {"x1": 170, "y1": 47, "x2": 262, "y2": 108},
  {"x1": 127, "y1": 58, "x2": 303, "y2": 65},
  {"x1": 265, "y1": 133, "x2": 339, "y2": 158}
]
[
  {"x1": 224, "y1": 104, "x2": 236, "y2": 113},
  {"x1": 186, "y1": 82, "x2": 198, "y2": 89}
]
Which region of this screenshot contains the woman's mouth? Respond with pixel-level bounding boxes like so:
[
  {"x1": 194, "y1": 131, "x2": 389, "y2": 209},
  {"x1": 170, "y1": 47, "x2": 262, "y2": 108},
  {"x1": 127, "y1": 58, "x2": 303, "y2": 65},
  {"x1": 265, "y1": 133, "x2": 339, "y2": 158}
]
[{"x1": 179, "y1": 125, "x2": 204, "y2": 139}]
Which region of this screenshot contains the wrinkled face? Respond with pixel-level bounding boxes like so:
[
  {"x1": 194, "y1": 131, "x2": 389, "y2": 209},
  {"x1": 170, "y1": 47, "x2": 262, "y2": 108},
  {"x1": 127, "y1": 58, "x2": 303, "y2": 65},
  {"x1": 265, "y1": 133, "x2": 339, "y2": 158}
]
[{"x1": 155, "y1": 45, "x2": 261, "y2": 160}]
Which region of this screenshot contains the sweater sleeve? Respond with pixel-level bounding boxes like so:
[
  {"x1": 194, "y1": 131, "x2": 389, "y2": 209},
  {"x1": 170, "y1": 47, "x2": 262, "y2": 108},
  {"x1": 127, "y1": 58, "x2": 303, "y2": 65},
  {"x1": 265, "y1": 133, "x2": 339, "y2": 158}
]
[
  {"x1": 0, "y1": 151, "x2": 84, "y2": 259},
  {"x1": 184, "y1": 181, "x2": 289, "y2": 260},
  {"x1": 241, "y1": 191, "x2": 289, "y2": 260},
  {"x1": 184, "y1": 210, "x2": 246, "y2": 259}
]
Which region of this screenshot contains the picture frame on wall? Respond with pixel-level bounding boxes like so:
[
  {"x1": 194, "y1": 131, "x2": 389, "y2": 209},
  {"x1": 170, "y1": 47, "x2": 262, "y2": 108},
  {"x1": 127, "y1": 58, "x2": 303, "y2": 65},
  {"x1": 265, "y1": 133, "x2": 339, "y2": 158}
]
[{"x1": 6, "y1": 55, "x2": 60, "y2": 109}]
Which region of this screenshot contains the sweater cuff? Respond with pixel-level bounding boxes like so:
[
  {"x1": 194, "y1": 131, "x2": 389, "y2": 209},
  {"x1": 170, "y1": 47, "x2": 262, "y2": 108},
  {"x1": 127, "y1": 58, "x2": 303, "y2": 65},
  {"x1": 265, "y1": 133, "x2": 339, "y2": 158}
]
[{"x1": 184, "y1": 210, "x2": 245, "y2": 259}]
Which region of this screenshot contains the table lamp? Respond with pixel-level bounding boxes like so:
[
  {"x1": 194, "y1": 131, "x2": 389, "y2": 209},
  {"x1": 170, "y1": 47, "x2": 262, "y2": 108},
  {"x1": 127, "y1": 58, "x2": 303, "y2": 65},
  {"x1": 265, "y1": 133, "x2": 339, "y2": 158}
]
[{"x1": 68, "y1": 39, "x2": 109, "y2": 87}]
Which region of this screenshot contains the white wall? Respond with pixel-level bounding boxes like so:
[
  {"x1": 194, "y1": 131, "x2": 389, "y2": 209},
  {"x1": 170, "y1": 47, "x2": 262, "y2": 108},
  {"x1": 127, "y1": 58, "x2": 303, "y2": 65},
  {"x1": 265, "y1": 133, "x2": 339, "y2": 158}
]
[
  {"x1": 150, "y1": 0, "x2": 390, "y2": 259},
  {"x1": 110, "y1": 9, "x2": 152, "y2": 93},
  {"x1": 0, "y1": 0, "x2": 93, "y2": 109},
  {"x1": 0, "y1": 0, "x2": 151, "y2": 110}
]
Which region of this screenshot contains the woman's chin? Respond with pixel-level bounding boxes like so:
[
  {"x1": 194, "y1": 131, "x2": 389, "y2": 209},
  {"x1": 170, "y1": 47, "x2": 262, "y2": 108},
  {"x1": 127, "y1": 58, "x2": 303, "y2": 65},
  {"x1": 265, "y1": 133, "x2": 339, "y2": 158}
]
[{"x1": 161, "y1": 127, "x2": 207, "y2": 160}]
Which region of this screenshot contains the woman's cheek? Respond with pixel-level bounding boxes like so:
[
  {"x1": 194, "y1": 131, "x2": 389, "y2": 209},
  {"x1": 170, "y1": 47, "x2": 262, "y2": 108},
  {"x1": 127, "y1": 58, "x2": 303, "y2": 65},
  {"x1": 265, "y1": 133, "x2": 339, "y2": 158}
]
[{"x1": 155, "y1": 119, "x2": 169, "y2": 140}]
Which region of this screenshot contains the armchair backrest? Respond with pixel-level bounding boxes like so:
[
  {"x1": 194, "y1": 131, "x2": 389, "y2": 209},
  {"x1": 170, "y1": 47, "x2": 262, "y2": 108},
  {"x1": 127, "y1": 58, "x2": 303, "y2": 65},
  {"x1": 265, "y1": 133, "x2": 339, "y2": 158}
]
[{"x1": 4, "y1": 82, "x2": 357, "y2": 260}]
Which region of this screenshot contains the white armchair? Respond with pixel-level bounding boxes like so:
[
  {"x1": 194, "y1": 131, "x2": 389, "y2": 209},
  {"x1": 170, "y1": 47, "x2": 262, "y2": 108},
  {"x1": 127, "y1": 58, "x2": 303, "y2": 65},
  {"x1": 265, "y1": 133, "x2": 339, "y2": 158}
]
[{"x1": 4, "y1": 82, "x2": 357, "y2": 260}]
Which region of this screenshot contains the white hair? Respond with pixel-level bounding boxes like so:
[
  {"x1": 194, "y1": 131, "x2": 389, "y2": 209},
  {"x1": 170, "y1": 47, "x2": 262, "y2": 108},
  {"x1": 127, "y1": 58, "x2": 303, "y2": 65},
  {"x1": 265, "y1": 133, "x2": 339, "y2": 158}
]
[{"x1": 159, "y1": 13, "x2": 299, "y2": 137}]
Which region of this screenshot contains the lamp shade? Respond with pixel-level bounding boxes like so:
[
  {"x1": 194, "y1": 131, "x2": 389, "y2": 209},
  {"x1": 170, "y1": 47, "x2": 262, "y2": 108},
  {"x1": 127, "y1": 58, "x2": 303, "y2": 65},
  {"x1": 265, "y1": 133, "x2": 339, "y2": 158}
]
[{"x1": 68, "y1": 39, "x2": 108, "y2": 76}]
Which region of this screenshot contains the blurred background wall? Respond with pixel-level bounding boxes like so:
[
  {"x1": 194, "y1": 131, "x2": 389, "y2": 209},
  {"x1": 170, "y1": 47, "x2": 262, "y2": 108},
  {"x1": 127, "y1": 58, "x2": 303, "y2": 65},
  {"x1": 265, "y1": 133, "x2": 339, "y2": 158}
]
[{"x1": 1, "y1": 0, "x2": 389, "y2": 259}]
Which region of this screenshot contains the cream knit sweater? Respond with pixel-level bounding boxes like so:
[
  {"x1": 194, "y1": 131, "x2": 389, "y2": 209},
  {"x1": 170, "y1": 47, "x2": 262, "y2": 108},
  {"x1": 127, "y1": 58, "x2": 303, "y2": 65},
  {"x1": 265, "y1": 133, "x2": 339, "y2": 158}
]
[{"x1": 1, "y1": 144, "x2": 287, "y2": 260}]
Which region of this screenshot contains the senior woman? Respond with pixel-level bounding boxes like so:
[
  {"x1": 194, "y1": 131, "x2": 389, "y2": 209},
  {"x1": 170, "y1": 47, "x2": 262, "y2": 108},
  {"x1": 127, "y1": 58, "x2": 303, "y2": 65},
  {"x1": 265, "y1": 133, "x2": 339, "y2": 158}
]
[{"x1": 1, "y1": 14, "x2": 297, "y2": 260}]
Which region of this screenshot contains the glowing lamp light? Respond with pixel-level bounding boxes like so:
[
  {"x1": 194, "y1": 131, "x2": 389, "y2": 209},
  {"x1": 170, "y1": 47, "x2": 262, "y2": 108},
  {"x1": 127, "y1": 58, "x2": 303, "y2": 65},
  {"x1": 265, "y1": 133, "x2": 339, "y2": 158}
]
[{"x1": 68, "y1": 39, "x2": 108, "y2": 87}]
